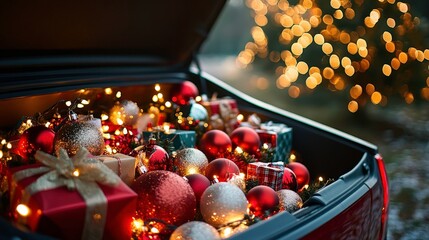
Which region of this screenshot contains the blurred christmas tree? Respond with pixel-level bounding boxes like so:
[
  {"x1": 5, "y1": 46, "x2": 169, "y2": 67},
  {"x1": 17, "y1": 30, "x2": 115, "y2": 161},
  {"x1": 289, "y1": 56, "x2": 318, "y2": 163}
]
[{"x1": 237, "y1": 0, "x2": 429, "y2": 112}]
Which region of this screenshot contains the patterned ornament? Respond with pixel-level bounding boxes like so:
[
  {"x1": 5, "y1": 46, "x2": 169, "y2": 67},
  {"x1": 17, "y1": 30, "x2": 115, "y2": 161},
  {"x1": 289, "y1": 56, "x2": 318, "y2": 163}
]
[
  {"x1": 227, "y1": 173, "x2": 246, "y2": 192},
  {"x1": 199, "y1": 130, "x2": 232, "y2": 161},
  {"x1": 230, "y1": 127, "x2": 261, "y2": 155},
  {"x1": 171, "y1": 81, "x2": 199, "y2": 106},
  {"x1": 277, "y1": 189, "x2": 303, "y2": 213},
  {"x1": 205, "y1": 158, "x2": 240, "y2": 182},
  {"x1": 282, "y1": 167, "x2": 298, "y2": 191},
  {"x1": 287, "y1": 162, "x2": 310, "y2": 191},
  {"x1": 54, "y1": 121, "x2": 104, "y2": 156},
  {"x1": 174, "y1": 148, "x2": 208, "y2": 176},
  {"x1": 200, "y1": 183, "x2": 248, "y2": 227},
  {"x1": 184, "y1": 174, "x2": 211, "y2": 203},
  {"x1": 131, "y1": 170, "x2": 196, "y2": 227},
  {"x1": 247, "y1": 185, "x2": 279, "y2": 218},
  {"x1": 136, "y1": 139, "x2": 169, "y2": 172},
  {"x1": 14, "y1": 125, "x2": 55, "y2": 162},
  {"x1": 109, "y1": 100, "x2": 140, "y2": 126},
  {"x1": 170, "y1": 221, "x2": 220, "y2": 240}
]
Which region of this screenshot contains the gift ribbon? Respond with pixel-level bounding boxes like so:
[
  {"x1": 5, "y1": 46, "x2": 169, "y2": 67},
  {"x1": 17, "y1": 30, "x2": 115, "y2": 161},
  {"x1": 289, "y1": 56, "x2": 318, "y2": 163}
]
[{"x1": 12, "y1": 148, "x2": 120, "y2": 240}]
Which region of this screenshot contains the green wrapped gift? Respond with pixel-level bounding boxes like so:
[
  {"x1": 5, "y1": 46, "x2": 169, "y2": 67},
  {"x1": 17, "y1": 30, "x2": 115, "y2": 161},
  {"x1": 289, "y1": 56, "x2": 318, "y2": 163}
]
[{"x1": 142, "y1": 130, "x2": 196, "y2": 150}]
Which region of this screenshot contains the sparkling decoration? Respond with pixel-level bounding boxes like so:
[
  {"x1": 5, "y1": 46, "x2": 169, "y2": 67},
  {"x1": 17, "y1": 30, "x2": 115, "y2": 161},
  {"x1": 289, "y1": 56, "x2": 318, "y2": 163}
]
[
  {"x1": 239, "y1": 0, "x2": 429, "y2": 111},
  {"x1": 230, "y1": 127, "x2": 261, "y2": 155},
  {"x1": 131, "y1": 170, "x2": 196, "y2": 227},
  {"x1": 14, "y1": 125, "x2": 55, "y2": 162},
  {"x1": 170, "y1": 221, "x2": 221, "y2": 240},
  {"x1": 184, "y1": 173, "x2": 211, "y2": 203},
  {"x1": 175, "y1": 101, "x2": 208, "y2": 130},
  {"x1": 205, "y1": 158, "x2": 240, "y2": 182},
  {"x1": 135, "y1": 139, "x2": 169, "y2": 172},
  {"x1": 247, "y1": 185, "x2": 279, "y2": 218},
  {"x1": 109, "y1": 100, "x2": 140, "y2": 126},
  {"x1": 287, "y1": 162, "x2": 310, "y2": 191},
  {"x1": 54, "y1": 121, "x2": 105, "y2": 156},
  {"x1": 200, "y1": 183, "x2": 248, "y2": 228},
  {"x1": 277, "y1": 189, "x2": 303, "y2": 213},
  {"x1": 171, "y1": 81, "x2": 199, "y2": 106},
  {"x1": 198, "y1": 130, "x2": 232, "y2": 161},
  {"x1": 282, "y1": 167, "x2": 298, "y2": 191},
  {"x1": 174, "y1": 148, "x2": 208, "y2": 176}
]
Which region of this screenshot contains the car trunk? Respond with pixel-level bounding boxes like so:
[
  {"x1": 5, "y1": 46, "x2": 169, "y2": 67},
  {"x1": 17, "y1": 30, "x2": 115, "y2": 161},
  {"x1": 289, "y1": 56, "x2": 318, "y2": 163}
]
[{"x1": 0, "y1": 1, "x2": 384, "y2": 239}]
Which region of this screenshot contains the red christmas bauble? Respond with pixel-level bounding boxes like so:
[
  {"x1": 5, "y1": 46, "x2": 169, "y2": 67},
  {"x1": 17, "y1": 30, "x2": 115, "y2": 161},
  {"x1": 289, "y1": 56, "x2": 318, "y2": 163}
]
[
  {"x1": 287, "y1": 162, "x2": 310, "y2": 191},
  {"x1": 15, "y1": 125, "x2": 55, "y2": 161},
  {"x1": 185, "y1": 173, "x2": 211, "y2": 203},
  {"x1": 171, "y1": 81, "x2": 199, "y2": 105},
  {"x1": 230, "y1": 127, "x2": 261, "y2": 155},
  {"x1": 136, "y1": 142, "x2": 170, "y2": 172},
  {"x1": 199, "y1": 130, "x2": 232, "y2": 161},
  {"x1": 131, "y1": 170, "x2": 196, "y2": 227},
  {"x1": 282, "y1": 167, "x2": 298, "y2": 191},
  {"x1": 247, "y1": 185, "x2": 279, "y2": 218},
  {"x1": 205, "y1": 158, "x2": 240, "y2": 182}
]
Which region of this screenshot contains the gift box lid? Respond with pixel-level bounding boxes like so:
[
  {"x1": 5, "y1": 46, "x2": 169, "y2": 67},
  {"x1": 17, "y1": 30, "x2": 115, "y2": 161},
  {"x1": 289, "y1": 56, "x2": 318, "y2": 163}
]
[{"x1": 0, "y1": 1, "x2": 226, "y2": 72}]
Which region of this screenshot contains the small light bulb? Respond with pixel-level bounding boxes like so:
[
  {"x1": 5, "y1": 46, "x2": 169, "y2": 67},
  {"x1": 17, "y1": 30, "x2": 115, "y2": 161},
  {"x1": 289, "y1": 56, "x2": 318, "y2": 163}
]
[
  {"x1": 235, "y1": 147, "x2": 243, "y2": 154},
  {"x1": 16, "y1": 204, "x2": 31, "y2": 217},
  {"x1": 73, "y1": 169, "x2": 80, "y2": 177}
]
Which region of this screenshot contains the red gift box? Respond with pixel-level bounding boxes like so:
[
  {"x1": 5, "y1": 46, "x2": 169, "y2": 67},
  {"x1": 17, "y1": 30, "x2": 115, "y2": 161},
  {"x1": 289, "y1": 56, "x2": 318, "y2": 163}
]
[
  {"x1": 8, "y1": 150, "x2": 137, "y2": 240},
  {"x1": 247, "y1": 162, "x2": 284, "y2": 191}
]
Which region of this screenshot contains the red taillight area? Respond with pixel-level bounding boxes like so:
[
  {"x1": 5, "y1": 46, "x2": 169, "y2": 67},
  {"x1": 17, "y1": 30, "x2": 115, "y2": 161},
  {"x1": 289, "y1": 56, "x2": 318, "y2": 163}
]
[{"x1": 376, "y1": 154, "x2": 389, "y2": 240}]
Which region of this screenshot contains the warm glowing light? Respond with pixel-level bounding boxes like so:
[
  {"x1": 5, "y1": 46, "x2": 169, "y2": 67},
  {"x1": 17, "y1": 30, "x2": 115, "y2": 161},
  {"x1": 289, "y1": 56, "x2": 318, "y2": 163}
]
[
  {"x1": 350, "y1": 85, "x2": 363, "y2": 99},
  {"x1": 382, "y1": 31, "x2": 392, "y2": 42},
  {"x1": 347, "y1": 43, "x2": 358, "y2": 55},
  {"x1": 334, "y1": 10, "x2": 343, "y2": 19},
  {"x1": 358, "y1": 47, "x2": 368, "y2": 58},
  {"x1": 150, "y1": 227, "x2": 160, "y2": 234},
  {"x1": 341, "y1": 57, "x2": 351, "y2": 68},
  {"x1": 16, "y1": 204, "x2": 30, "y2": 217},
  {"x1": 322, "y1": 43, "x2": 333, "y2": 55},
  {"x1": 291, "y1": 43, "x2": 303, "y2": 55},
  {"x1": 385, "y1": 42, "x2": 395, "y2": 53},
  {"x1": 105, "y1": 88, "x2": 113, "y2": 95},
  {"x1": 398, "y1": 52, "x2": 408, "y2": 63},
  {"x1": 329, "y1": 55, "x2": 340, "y2": 69},
  {"x1": 81, "y1": 99, "x2": 89, "y2": 105},
  {"x1": 405, "y1": 92, "x2": 414, "y2": 104},
  {"x1": 306, "y1": 76, "x2": 318, "y2": 89},
  {"x1": 235, "y1": 147, "x2": 243, "y2": 154},
  {"x1": 187, "y1": 168, "x2": 197, "y2": 175},
  {"x1": 318, "y1": 176, "x2": 324, "y2": 182},
  {"x1": 398, "y1": 2, "x2": 408, "y2": 13},
  {"x1": 220, "y1": 227, "x2": 233, "y2": 238},
  {"x1": 371, "y1": 91, "x2": 382, "y2": 104},
  {"x1": 323, "y1": 14, "x2": 334, "y2": 25},
  {"x1": 391, "y1": 58, "x2": 400, "y2": 70},
  {"x1": 382, "y1": 64, "x2": 392, "y2": 76},
  {"x1": 366, "y1": 84, "x2": 375, "y2": 95},
  {"x1": 348, "y1": 100, "x2": 359, "y2": 113},
  {"x1": 237, "y1": 114, "x2": 244, "y2": 122},
  {"x1": 73, "y1": 169, "x2": 80, "y2": 177},
  {"x1": 262, "y1": 143, "x2": 269, "y2": 149},
  {"x1": 345, "y1": 65, "x2": 355, "y2": 76},
  {"x1": 330, "y1": 0, "x2": 341, "y2": 9},
  {"x1": 77, "y1": 104, "x2": 84, "y2": 109},
  {"x1": 297, "y1": 61, "x2": 309, "y2": 74},
  {"x1": 345, "y1": 8, "x2": 355, "y2": 19},
  {"x1": 116, "y1": 91, "x2": 122, "y2": 99},
  {"x1": 314, "y1": 34, "x2": 325, "y2": 45},
  {"x1": 387, "y1": 18, "x2": 396, "y2": 28},
  {"x1": 323, "y1": 67, "x2": 335, "y2": 79},
  {"x1": 65, "y1": 101, "x2": 72, "y2": 107},
  {"x1": 288, "y1": 86, "x2": 301, "y2": 98},
  {"x1": 6, "y1": 142, "x2": 12, "y2": 149},
  {"x1": 1, "y1": 139, "x2": 6, "y2": 145},
  {"x1": 116, "y1": 118, "x2": 124, "y2": 126}
]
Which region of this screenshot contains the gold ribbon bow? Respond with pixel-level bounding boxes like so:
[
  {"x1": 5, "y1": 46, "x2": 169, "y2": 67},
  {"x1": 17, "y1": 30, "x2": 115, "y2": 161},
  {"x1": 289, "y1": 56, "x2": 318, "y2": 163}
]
[{"x1": 12, "y1": 148, "x2": 121, "y2": 240}]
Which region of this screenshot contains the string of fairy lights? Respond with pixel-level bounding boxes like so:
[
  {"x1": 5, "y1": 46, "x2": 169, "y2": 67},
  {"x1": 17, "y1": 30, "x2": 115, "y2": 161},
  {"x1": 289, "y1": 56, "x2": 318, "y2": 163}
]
[{"x1": 237, "y1": 0, "x2": 429, "y2": 112}]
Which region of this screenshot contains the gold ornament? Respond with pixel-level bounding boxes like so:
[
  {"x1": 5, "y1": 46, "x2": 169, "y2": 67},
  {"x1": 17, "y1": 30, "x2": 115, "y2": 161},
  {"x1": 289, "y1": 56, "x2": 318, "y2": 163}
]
[{"x1": 174, "y1": 148, "x2": 208, "y2": 176}]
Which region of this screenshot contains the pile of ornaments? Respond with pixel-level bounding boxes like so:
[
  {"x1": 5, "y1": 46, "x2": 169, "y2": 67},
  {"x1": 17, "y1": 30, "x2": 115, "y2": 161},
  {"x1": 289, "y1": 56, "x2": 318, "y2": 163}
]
[
  {"x1": 5, "y1": 81, "x2": 311, "y2": 240},
  {"x1": 130, "y1": 127, "x2": 310, "y2": 240}
]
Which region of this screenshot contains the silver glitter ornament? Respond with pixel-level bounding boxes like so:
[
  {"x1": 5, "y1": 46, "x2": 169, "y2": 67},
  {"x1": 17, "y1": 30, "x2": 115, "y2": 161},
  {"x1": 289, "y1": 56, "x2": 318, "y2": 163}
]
[
  {"x1": 169, "y1": 221, "x2": 220, "y2": 240},
  {"x1": 277, "y1": 189, "x2": 303, "y2": 213},
  {"x1": 174, "y1": 148, "x2": 208, "y2": 176},
  {"x1": 54, "y1": 121, "x2": 105, "y2": 156},
  {"x1": 200, "y1": 182, "x2": 248, "y2": 228}
]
